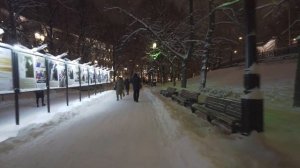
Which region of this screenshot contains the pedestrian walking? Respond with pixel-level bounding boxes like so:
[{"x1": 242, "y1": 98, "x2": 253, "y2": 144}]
[
  {"x1": 131, "y1": 73, "x2": 142, "y2": 102},
  {"x1": 115, "y1": 76, "x2": 124, "y2": 101},
  {"x1": 124, "y1": 77, "x2": 130, "y2": 95}
]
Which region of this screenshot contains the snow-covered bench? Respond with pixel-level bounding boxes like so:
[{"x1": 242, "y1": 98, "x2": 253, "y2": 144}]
[
  {"x1": 160, "y1": 87, "x2": 177, "y2": 97},
  {"x1": 171, "y1": 90, "x2": 200, "y2": 107},
  {"x1": 191, "y1": 96, "x2": 241, "y2": 133}
]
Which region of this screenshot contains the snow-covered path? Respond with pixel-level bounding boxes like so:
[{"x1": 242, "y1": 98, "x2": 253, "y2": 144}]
[{"x1": 0, "y1": 88, "x2": 212, "y2": 168}]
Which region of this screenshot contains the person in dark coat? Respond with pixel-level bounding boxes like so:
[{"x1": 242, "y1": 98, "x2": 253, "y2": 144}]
[
  {"x1": 131, "y1": 73, "x2": 142, "y2": 102},
  {"x1": 124, "y1": 77, "x2": 130, "y2": 95},
  {"x1": 35, "y1": 90, "x2": 45, "y2": 107},
  {"x1": 115, "y1": 76, "x2": 125, "y2": 101}
]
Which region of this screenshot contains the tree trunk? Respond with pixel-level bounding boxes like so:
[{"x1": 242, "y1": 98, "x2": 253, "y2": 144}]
[
  {"x1": 180, "y1": 0, "x2": 194, "y2": 88},
  {"x1": 112, "y1": 45, "x2": 116, "y2": 82},
  {"x1": 181, "y1": 59, "x2": 187, "y2": 88},
  {"x1": 7, "y1": 0, "x2": 17, "y2": 44},
  {"x1": 200, "y1": 0, "x2": 215, "y2": 89},
  {"x1": 171, "y1": 64, "x2": 176, "y2": 86}
]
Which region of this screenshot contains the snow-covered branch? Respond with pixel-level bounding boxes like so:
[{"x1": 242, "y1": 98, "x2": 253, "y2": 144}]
[{"x1": 104, "y1": 7, "x2": 188, "y2": 59}]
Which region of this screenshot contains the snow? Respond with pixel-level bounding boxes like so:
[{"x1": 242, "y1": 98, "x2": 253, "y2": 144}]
[{"x1": 0, "y1": 59, "x2": 299, "y2": 167}]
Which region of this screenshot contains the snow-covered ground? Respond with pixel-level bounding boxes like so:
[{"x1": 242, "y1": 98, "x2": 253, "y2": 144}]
[{"x1": 0, "y1": 59, "x2": 299, "y2": 168}]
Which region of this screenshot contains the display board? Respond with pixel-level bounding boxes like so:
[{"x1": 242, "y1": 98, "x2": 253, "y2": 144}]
[
  {"x1": 0, "y1": 43, "x2": 112, "y2": 94},
  {"x1": 96, "y1": 68, "x2": 101, "y2": 84},
  {"x1": 89, "y1": 67, "x2": 95, "y2": 85},
  {"x1": 35, "y1": 55, "x2": 47, "y2": 89},
  {"x1": 18, "y1": 51, "x2": 37, "y2": 90},
  {"x1": 67, "y1": 62, "x2": 79, "y2": 87},
  {"x1": 101, "y1": 69, "x2": 109, "y2": 83},
  {"x1": 0, "y1": 47, "x2": 13, "y2": 93},
  {"x1": 81, "y1": 65, "x2": 88, "y2": 86}
]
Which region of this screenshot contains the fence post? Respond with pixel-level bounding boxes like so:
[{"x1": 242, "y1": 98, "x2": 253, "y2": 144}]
[
  {"x1": 94, "y1": 68, "x2": 96, "y2": 95},
  {"x1": 293, "y1": 36, "x2": 300, "y2": 106},
  {"x1": 12, "y1": 51, "x2": 20, "y2": 125},
  {"x1": 65, "y1": 62, "x2": 69, "y2": 106},
  {"x1": 45, "y1": 58, "x2": 50, "y2": 113},
  {"x1": 88, "y1": 67, "x2": 90, "y2": 98},
  {"x1": 79, "y1": 65, "x2": 82, "y2": 102}
]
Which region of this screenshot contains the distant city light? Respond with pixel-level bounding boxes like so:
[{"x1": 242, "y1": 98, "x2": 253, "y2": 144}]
[
  {"x1": 124, "y1": 67, "x2": 127, "y2": 71},
  {"x1": 239, "y1": 37, "x2": 243, "y2": 40},
  {"x1": 234, "y1": 50, "x2": 238, "y2": 54},
  {"x1": 293, "y1": 38, "x2": 297, "y2": 41}
]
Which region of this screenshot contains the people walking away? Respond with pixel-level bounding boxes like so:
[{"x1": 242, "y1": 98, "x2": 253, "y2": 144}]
[
  {"x1": 115, "y1": 76, "x2": 124, "y2": 101},
  {"x1": 131, "y1": 73, "x2": 142, "y2": 102},
  {"x1": 35, "y1": 90, "x2": 45, "y2": 107},
  {"x1": 124, "y1": 77, "x2": 130, "y2": 95}
]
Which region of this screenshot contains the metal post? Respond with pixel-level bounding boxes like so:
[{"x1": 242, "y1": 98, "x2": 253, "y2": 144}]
[
  {"x1": 65, "y1": 62, "x2": 69, "y2": 106},
  {"x1": 293, "y1": 37, "x2": 300, "y2": 106},
  {"x1": 79, "y1": 65, "x2": 82, "y2": 102},
  {"x1": 88, "y1": 67, "x2": 90, "y2": 98},
  {"x1": 241, "y1": 0, "x2": 263, "y2": 135},
  {"x1": 12, "y1": 51, "x2": 20, "y2": 125},
  {"x1": 94, "y1": 68, "x2": 96, "y2": 95},
  {"x1": 45, "y1": 58, "x2": 50, "y2": 113}
]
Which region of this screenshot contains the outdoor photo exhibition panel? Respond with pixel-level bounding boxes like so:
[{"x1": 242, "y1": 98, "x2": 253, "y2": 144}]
[
  {"x1": 0, "y1": 45, "x2": 13, "y2": 94},
  {"x1": 17, "y1": 51, "x2": 47, "y2": 92},
  {"x1": 0, "y1": 42, "x2": 113, "y2": 125},
  {"x1": 81, "y1": 65, "x2": 88, "y2": 86},
  {"x1": 48, "y1": 58, "x2": 66, "y2": 88},
  {"x1": 67, "y1": 62, "x2": 80, "y2": 88},
  {"x1": 89, "y1": 66, "x2": 95, "y2": 85}
]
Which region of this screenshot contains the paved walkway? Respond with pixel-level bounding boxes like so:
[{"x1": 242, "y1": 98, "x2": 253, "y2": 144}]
[{"x1": 0, "y1": 88, "x2": 212, "y2": 168}]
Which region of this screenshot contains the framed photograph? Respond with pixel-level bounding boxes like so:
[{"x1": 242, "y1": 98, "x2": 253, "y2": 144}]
[
  {"x1": 18, "y1": 52, "x2": 36, "y2": 90},
  {"x1": 35, "y1": 56, "x2": 46, "y2": 89}
]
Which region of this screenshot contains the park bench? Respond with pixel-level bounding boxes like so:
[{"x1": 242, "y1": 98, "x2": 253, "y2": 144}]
[
  {"x1": 191, "y1": 96, "x2": 241, "y2": 133},
  {"x1": 160, "y1": 87, "x2": 177, "y2": 97},
  {"x1": 171, "y1": 89, "x2": 200, "y2": 107}
]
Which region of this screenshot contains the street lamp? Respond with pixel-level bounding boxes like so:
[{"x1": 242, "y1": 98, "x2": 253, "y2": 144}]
[
  {"x1": 34, "y1": 32, "x2": 45, "y2": 42},
  {"x1": 152, "y1": 42, "x2": 157, "y2": 49}
]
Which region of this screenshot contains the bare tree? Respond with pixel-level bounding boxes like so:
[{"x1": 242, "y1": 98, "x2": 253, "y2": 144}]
[{"x1": 4, "y1": 0, "x2": 46, "y2": 44}]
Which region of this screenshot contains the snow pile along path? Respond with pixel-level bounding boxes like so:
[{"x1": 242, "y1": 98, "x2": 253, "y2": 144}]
[{"x1": 0, "y1": 89, "x2": 212, "y2": 168}]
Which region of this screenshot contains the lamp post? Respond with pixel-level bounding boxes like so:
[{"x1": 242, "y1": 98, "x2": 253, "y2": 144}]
[{"x1": 241, "y1": 0, "x2": 263, "y2": 135}]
